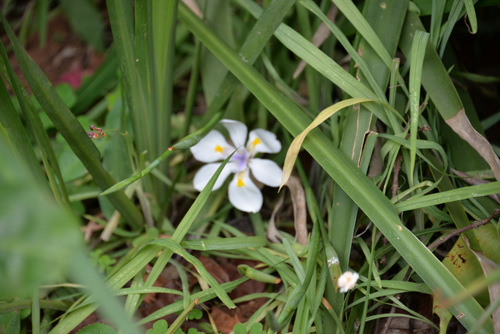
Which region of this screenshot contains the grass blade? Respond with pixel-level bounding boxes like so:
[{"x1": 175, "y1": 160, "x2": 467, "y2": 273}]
[{"x1": 408, "y1": 31, "x2": 429, "y2": 186}]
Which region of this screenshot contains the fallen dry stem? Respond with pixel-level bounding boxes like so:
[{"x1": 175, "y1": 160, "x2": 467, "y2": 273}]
[{"x1": 428, "y1": 209, "x2": 500, "y2": 251}]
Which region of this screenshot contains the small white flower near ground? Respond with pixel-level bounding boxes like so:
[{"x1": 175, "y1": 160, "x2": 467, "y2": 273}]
[
  {"x1": 190, "y1": 119, "x2": 282, "y2": 213},
  {"x1": 337, "y1": 271, "x2": 359, "y2": 293}
]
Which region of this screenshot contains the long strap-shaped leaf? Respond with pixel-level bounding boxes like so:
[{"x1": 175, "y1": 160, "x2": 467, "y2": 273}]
[
  {"x1": 177, "y1": 4, "x2": 492, "y2": 332},
  {"x1": 409, "y1": 31, "x2": 429, "y2": 186},
  {"x1": 1, "y1": 15, "x2": 144, "y2": 228},
  {"x1": 0, "y1": 68, "x2": 48, "y2": 190},
  {"x1": 0, "y1": 40, "x2": 69, "y2": 208}
]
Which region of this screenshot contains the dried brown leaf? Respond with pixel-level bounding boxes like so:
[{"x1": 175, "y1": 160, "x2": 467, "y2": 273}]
[{"x1": 445, "y1": 108, "x2": 500, "y2": 181}]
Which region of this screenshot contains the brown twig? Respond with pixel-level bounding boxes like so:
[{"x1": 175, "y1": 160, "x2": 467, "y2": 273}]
[
  {"x1": 391, "y1": 154, "x2": 403, "y2": 199},
  {"x1": 427, "y1": 209, "x2": 500, "y2": 251}
]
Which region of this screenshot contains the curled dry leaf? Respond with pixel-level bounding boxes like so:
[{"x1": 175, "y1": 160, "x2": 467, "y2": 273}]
[
  {"x1": 280, "y1": 97, "x2": 375, "y2": 190},
  {"x1": 268, "y1": 175, "x2": 307, "y2": 246},
  {"x1": 286, "y1": 175, "x2": 308, "y2": 246},
  {"x1": 469, "y1": 248, "x2": 500, "y2": 333},
  {"x1": 181, "y1": 0, "x2": 203, "y2": 18},
  {"x1": 267, "y1": 194, "x2": 284, "y2": 244},
  {"x1": 445, "y1": 108, "x2": 500, "y2": 181}
]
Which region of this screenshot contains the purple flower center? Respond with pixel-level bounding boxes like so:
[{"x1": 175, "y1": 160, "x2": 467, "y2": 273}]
[{"x1": 231, "y1": 149, "x2": 248, "y2": 172}]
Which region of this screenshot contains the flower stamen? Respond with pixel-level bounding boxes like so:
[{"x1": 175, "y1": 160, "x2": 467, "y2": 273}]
[
  {"x1": 214, "y1": 144, "x2": 224, "y2": 153},
  {"x1": 252, "y1": 137, "x2": 261, "y2": 148},
  {"x1": 237, "y1": 175, "x2": 245, "y2": 187}
]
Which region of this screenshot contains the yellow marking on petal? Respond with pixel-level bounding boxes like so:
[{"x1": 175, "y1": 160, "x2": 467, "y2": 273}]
[
  {"x1": 214, "y1": 145, "x2": 224, "y2": 153},
  {"x1": 237, "y1": 177, "x2": 245, "y2": 187},
  {"x1": 252, "y1": 138, "x2": 261, "y2": 147}
]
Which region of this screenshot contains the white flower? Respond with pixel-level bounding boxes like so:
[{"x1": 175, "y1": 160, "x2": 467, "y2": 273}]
[
  {"x1": 190, "y1": 119, "x2": 282, "y2": 213},
  {"x1": 337, "y1": 271, "x2": 359, "y2": 293}
]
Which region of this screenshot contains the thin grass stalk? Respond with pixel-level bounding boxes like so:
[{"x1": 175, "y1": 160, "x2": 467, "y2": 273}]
[
  {"x1": 177, "y1": 4, "x2": 493, "y2": 331},
  {"x1": 408, "y1": 31, "x2": 429, "y2": 186},
  {"x1": 358, "y1": 229, "x2": 378, "y2": 334},
  {"x1": 430, "y1": 0, "x2": 446, "y2": 47}
]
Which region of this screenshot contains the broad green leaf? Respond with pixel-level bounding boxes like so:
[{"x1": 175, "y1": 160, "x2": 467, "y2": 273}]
[
  {"x1": 0, "y1": 131, "x2": 82, "y2": 300},
  {"x1": 60, "y1": 0, "x2": 105, "y2": 52},
  {"x1": 0, "y1": 311, "x2": 20, "y2": 334},
  {"x1": 0, "y1": 71, "x2": 48, "y2": 190},
  {"x1": 442, "y1": 236, "x2": 489, "y2": 306},
  {"x1": 146, "y1": 320, "x2": 168, "y2": 334}
]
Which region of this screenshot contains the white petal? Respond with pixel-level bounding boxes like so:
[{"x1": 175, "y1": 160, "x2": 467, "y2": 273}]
[
  {"x1": 220, "y1": 119, "x2": 247, "y2": 148},
  {"x1": 247, "y1": 129, "x2": 281, "y2": 154},
  {"x1": 190, "y1": 130, "x2": 234, "y2": 162},
  {"x1": 337, "y1": 271, "x2": 359, "y2": 293},
  {"x1": 249, "y1": 158, "x2": 282, "y2": 187},
  {"x1": 228, "y1": 172, "x2": 263, "y2": 213},
  {"x1": 193, "y1": 162, "x2": 236, "y2": 191}
]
